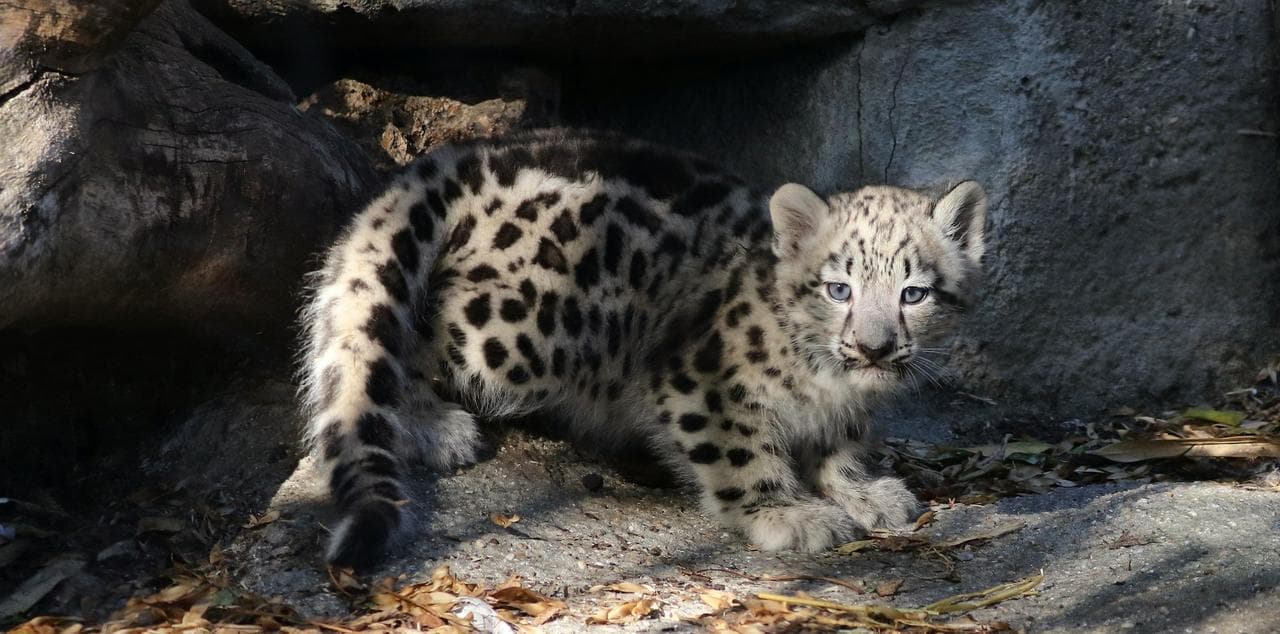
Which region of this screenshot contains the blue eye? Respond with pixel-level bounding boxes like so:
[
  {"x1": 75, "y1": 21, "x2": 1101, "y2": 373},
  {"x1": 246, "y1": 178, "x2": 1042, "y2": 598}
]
[
  {"x1": 826, "y1": 282, "x2": 851, "y2": 302},
  {"x1": 901, "y1": 286, "x2": 929, "y2": 305}
]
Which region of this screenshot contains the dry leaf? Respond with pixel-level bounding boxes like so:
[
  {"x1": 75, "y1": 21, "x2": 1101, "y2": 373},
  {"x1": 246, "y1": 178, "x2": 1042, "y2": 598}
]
[
  {"x1": 241, "y1": 510, "x2": 280, "y2": 529},
  {"x1": 530, "y1": 603, "x2": 566, "y2": 626},
  {"x1": 874, "y1": 579, "x2": 904, "y2": 597},
  {"x1": 1092, "y1": 437, "x2": 1280, "y2": 462},
  {"x1": 834, "y1": 539, "x2": 878, "y2": 554},
  {"x1": 489, "y1": 512, "x2": 521, "y2": 528},
  {"x1": 1183, "y1": 408, "x2": 1246, "y2": 426},
  {"x1": 913, "y1": 510, "x2": 936, "y2": 530},
  {"x1": 489, "y1": 585, "x2": 564, "y2": 617},
  {"x1": 698, "y1": 588, "x2": 737, "y2": 611},
  {"x1": 9, "y1": 616, "x2": 85, "y2": 634},
  {"x1": 206, "y1": 542, "x2": 224, "y2": 566},
  {"x1": 586, "y1": 598, "x2": 659, "y2": 624},
  {"x1": 327, "y1": 565, "x2": 366, "y2": 595},
  {"x1": 969, "y1": 441, "x2": 1053, "y2": 458}
]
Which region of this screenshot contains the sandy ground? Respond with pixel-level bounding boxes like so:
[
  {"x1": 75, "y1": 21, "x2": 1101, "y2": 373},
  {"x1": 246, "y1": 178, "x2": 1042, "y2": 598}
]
[{"x1": 227, "y1": 433, "x2": 1280, "y2": 633}]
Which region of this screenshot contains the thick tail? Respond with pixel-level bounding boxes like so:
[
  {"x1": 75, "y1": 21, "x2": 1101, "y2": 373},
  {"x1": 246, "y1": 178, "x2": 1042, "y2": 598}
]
[{"x1": 299, "y1": 156, "x2": 451, "y2": 568}]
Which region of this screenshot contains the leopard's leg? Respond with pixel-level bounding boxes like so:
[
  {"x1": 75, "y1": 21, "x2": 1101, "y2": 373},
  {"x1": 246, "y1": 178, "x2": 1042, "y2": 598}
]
[
  {"x1": 653, "y1": 388, "x2": 861, "y2": 552},
  {"x1": 811, "y1": 438, "x2": 919, "y2": 532}
]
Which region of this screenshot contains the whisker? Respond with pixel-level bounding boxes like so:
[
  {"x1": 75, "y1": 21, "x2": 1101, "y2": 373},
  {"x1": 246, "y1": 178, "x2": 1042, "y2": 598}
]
[
  {"x1": 913, "y1": 357, "x2": 956, "y2": 384},
  {"x1": 903, "y1": 364, "x2": 924, "y2": 395},
  {"x1": 904, "y1": 358, "x2": 945, "y2": 388}
]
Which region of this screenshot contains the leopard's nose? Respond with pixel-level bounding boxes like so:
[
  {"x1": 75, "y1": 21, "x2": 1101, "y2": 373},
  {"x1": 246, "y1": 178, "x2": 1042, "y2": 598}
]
[{"x1": 856, "y1": 337, "x2": 895, "y2": 362}]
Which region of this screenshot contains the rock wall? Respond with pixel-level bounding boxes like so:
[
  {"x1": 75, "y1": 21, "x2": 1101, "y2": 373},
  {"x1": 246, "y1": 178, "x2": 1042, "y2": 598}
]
[
  {"x1": 861, "y1": 1, "x2": 1279, "y2": 413},
  {"x1": 563, "y1": 1, "x2": 1280, "y2": 416},
  {"x1": 1, "y1": 0, "x2": 1275, "y2": 455}
]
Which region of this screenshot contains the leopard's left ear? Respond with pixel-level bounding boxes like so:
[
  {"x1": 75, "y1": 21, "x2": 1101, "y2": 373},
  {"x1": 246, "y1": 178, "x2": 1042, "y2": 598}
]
[
  {"x1": 932, "y1": 181, "x2": 988, "y2": 265},
  {"x1": 770, "y1": 183, "x2": 829, "y2": 258}
]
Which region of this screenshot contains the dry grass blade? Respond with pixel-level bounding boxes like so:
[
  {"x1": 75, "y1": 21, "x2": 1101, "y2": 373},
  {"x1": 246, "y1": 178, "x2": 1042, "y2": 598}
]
[
  {"x1": 754, "y1": 572, "x2": 1041, "y2": 631},
  {"x1": 923, "y1": 572, "x2": 1044, "y2": 614},
  {"x1": 1092, "y1": 437, "x2": 1280, "y2": 462},
  {"x1": 936, "y1": 522, "x2": 1026, "y2": 549},
  {"x1": 694, "y1": 567, "x2": 867, "y2": 594},
  {"x1": 834, "y1": 522, "x2": 1024, "y2": 556}
]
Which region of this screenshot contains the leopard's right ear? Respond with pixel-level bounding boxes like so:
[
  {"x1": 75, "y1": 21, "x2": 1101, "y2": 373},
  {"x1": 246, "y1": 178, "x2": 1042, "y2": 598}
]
[
  {"x1": 769, "y1": 183, "x2": 829, "y2": 258},
  {"x1": 931, "y1": 180, "x2": 988, "y2": 266}
]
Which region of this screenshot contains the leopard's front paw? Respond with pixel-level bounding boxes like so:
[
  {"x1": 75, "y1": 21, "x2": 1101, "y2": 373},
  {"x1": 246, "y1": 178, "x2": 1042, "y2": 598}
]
[
  {"x1": 418, "y1": 405, "x2": 484, "y2": 472},
  {"x1": 829, "y1": 475, "x2": 919, "y2": 533},
  {"x1": 740, "y1": 500, "x2": 861, "y2": 552}
]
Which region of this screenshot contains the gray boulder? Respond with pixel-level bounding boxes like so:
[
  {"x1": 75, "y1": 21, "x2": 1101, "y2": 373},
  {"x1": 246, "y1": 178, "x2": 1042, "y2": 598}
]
[{"x1": 0, "y1": 0, "x2": 376, "y2": 335}]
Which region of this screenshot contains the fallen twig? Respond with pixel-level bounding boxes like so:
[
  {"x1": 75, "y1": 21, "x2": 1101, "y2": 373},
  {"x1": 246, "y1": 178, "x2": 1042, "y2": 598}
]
[{"x1": 694, "y1": 566, "x2": 867, "y2": 594}]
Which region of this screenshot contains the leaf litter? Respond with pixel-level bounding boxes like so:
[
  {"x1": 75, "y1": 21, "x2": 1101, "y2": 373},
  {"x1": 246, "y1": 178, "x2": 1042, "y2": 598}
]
[
  {"x1": 886, "y1": 364, "x2": 1280, "y2": 501},
  {"x1": 689, "y1": 572, "x2": 1043, "y2": 633},
  {"x1": 8, "y1": 539, "x2": 1042, "y2": 633},
  {"x1": 8, "y1": 361, "x2": 1276, "y2": 632}
]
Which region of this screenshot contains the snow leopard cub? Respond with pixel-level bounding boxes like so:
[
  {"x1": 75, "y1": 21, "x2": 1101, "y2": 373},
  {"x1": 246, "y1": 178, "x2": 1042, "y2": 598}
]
[{"x1": 301, "y1": 129, "x2": 987, "y2": 567}]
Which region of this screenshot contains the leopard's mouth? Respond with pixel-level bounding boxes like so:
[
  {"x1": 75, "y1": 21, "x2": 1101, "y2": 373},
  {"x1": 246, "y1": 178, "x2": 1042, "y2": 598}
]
[
  {"x1": 839, "y1": 355, "x2": 908, "y2": 379},
  {"x1": 841, "y1": 358, "x2": 898, "y2": 373}
]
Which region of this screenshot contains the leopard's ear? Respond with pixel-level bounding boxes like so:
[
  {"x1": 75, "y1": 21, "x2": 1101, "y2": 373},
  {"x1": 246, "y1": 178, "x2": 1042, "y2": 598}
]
[
  {"x1": 932, "y1": 181, "x2": 988, "y2": 265},
  {"x1": 769, "y1": 183, "x2": 829, "y2": 258}
]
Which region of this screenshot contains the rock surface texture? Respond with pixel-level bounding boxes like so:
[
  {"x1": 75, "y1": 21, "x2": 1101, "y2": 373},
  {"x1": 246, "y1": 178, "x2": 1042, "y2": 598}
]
[
  {"x1": 191, "y1": 0, "x2": 921, "y2": 59},
  {"x1": 0, "y1": 0, "x2": 375, "y2": 334}
]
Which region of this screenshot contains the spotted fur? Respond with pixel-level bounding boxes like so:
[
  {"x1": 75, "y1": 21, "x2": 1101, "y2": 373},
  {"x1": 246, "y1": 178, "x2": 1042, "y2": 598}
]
[{"x1": 300, "y1": 129, "x2": 988, "y2": 567}]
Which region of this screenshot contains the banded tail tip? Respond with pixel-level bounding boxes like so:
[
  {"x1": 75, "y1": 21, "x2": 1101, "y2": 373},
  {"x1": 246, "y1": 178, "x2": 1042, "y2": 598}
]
[{"x1": 326, "y1": 500, "x2": 401, "y2": 569}]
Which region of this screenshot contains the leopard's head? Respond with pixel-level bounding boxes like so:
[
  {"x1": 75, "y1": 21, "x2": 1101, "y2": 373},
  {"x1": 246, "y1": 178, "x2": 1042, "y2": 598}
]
[{"x1": 769, "y1": 181, "x2": 988, "y2": 390}]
